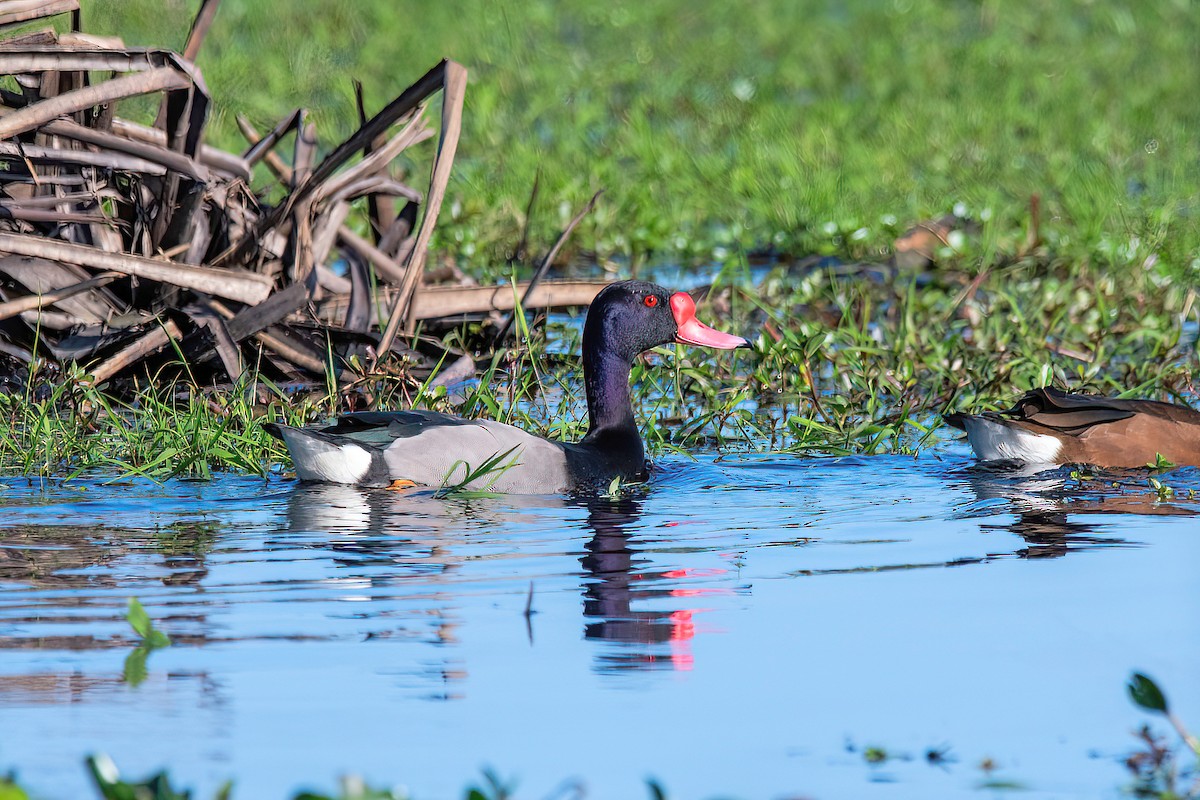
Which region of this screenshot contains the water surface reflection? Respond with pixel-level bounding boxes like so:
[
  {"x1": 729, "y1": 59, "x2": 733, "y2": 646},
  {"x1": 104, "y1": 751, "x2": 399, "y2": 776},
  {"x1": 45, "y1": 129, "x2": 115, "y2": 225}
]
[
  {"x1": 0, "y1": 454, "x2": 1197, "y2": 800},
  {"x1": 955, "y1": 463, "x2": 1198, "y2": 557},
  {"x1": 281, "y1": 485, "x2": 716, "y2": 674}
]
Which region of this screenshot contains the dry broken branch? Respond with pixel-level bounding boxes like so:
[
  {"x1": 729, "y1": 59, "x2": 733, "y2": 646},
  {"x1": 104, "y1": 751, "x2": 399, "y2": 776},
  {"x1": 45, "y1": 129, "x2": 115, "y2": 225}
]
[
  {"x1": 0, "y1": 17, "x2": 605, "y2": 393},
  {"x1": 376, "y1": 60, "x2": 467, "y2": 352},
  {"x1": 0, "y1": 270, "x2": 120, "y2": 322},
  {"x1": 0, "y1": 234, "x2": 272, "y2": 303}
]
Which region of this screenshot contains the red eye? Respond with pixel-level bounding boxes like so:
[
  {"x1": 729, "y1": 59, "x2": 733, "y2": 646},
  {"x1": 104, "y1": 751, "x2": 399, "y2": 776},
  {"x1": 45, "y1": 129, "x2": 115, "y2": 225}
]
[{"x1": 644, "y1": 295, "x2": 659, "y2": 308}]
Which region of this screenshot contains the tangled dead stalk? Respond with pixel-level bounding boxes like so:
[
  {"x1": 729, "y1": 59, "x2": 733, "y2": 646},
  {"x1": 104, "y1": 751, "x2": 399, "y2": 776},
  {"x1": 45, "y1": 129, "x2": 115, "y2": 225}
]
[{"x1": 0, "y1": 0, "x2": 606, "y2": 394}]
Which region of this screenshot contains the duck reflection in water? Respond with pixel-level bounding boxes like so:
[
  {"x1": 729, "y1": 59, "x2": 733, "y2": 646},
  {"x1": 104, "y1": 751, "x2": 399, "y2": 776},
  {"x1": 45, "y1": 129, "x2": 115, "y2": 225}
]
[
  {"x1": 959, "y1": 463, "x2": 1199, "y2": 558},
  {"x1": 578, "y1": 492, "x2": 714, "y2": 673},
  {"x1": 284, "y1": 484, "x2": 720, "y2": 676}
]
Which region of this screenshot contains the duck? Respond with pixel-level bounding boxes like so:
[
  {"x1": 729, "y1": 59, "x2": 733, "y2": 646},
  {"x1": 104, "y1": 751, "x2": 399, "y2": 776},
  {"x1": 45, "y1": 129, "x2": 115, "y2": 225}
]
[
  {"x1": 944, "y1": 386, "x2": 1200, "y2": 468},
  {"x1": 264, "y1": 280, "x2": 750, "y2": 494}
]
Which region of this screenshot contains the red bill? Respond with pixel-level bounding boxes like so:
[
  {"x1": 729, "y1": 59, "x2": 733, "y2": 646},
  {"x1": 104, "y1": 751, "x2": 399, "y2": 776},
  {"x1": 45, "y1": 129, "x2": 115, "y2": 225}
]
[{"x1": 670, "y1": 292, "x2": 749, "y2": 350}]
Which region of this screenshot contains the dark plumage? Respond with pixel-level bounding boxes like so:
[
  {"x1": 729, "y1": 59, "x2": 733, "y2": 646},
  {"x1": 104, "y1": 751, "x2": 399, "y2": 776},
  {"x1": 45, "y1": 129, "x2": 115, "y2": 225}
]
[{"x1": 265, "y1": 280, "x2": 749, "y2": 492}]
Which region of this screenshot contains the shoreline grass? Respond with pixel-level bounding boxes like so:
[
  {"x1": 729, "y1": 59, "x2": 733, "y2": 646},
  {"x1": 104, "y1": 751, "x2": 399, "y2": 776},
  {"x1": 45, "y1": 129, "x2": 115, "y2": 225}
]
[
  {"x1": 1, "y1": 250, "x2": 1194, "y2": 480},
  {"x1": 2, "y1": 1, "x2": 1197, "y2": 479}
]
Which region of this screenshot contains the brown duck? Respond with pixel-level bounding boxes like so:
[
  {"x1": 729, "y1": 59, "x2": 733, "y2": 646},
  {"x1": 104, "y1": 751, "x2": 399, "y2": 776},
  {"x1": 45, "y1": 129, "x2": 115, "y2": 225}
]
[{"x1": 945, "y1": 387, "x2": 1200, "y2": 468}]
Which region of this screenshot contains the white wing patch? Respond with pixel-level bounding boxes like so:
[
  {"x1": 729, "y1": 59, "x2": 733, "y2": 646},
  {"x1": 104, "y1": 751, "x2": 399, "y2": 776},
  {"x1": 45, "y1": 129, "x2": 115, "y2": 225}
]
[
  {"x1": 276, "y1": 416, "x2": 571, "y2": 492},
  {"x1": 281, "y1": 428, "x2": 373, "y2": 484},
  {"x1": 961, "y1": 417, "x2": 1063, "y2": 464}
]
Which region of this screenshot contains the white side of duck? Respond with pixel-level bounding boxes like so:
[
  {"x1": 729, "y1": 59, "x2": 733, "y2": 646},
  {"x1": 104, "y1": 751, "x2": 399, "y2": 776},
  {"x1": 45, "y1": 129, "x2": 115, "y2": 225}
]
[
  {"x1": 274, "y1": 427, "x2": 376, "y2": 484},
  {"x1": 957, "y1": 416, "x2": 1063, "y2": 464},
  {"x1": 271, "y1": 411, "x2": 572, "y2": 494}
]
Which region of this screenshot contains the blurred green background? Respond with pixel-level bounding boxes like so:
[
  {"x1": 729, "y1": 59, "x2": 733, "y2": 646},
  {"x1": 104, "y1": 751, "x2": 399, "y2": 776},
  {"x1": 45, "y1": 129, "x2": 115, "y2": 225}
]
[{"x1": 83, "y1": 0, "x2": 1200, "y2": 273}]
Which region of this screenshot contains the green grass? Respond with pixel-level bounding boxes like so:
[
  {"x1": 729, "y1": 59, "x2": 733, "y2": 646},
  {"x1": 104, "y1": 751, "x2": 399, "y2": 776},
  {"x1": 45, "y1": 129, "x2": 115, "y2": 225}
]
[
  {"x1": 1, "y1": 0, "x2": 1197, "y2": 478},
  {"x1": 0, "y1": 365, "x2": 303, "y2": 478},
  {"x1": 76, "y1": 0, "x2": 1200, "y2": 271},
  {"x1": 1, "y1": 249, "x2": 1193, "y2": 478}
]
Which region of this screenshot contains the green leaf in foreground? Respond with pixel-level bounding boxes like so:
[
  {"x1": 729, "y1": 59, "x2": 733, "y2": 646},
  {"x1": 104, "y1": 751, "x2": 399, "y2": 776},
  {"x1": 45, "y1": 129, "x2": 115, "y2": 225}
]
[
  {"x1": 293, "y1": 774, "x2": 408, "y2": 800},
  {"x1": 465, "y1": 768, "x2": 514, "y2": 800},
  {"x1": 0, "y1": 773, "x2": 31, "y2": 800},
  {"x1": 1128, "y1": 672, "x2": 1169, "y2": 714},
  {"x1": 87, "y1": 753, "x2": 223, "y2": 800}
]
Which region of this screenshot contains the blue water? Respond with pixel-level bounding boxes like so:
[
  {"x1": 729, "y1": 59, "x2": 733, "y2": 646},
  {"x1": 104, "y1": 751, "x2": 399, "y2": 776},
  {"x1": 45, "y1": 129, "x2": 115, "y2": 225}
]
[{"x1": 1, "y1": 447, "x2": 1198, "y2": 799}]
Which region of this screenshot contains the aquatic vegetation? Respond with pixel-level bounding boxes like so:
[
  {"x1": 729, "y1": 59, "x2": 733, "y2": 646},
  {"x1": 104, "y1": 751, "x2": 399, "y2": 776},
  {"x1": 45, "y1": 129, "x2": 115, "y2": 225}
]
[
  {"x1": 1128, "y1": 673, "x2": 1200, "y2": 758},
  {"x1": 862, "y1": 746, "x2": 889, "y2": 764},
  {"x1": 25, "y1": 674, "x2": 1197, "y2": 800},
  {"x1": 1125, "y1": 673, "x2": 1199, "y2": 798},
  {"x1": 78, "y1": 758, "x2": 608, "y2": 800},
  {"x1": 0, "y1": 1, "x2": 1194, "y2": 481},
  {"x1": 122, "y1": 597, "x2": 172, "y2": 688},
  {"x1": 0, "y1": 247, "x2": 1195, "y2": 479},
  {"x1": 87, "y1": 754, "x2": 231, "y2": 800},
  {"x1": 433, "y1": 445, "x2": 522, "y2": 499},
  {"x1": 843, "y1": 675, "x2": 1200, "y2": 798}
]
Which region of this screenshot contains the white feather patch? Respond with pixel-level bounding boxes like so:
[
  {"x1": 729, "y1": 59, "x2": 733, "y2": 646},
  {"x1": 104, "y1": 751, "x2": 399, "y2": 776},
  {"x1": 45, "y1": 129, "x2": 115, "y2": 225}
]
[
  {"x1": 281, "y1": 429, "x2": 373, "y2": 484},
  {"x1": 961, "y1": 417, "x2": 1063, "y2": 464}
]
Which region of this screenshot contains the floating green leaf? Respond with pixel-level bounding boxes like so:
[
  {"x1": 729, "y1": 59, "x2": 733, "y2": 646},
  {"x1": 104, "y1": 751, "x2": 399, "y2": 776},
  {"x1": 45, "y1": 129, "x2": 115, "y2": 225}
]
[
  {"x1": 863, "y1": 746, "x2": 889, "y2": 764},
  {"x1": 125, "y1": 598, "x2": 171, "y2": 649},
  {"x1": 123, "y1": 598, "x2": 171, "y2": 687},
  {"x1": 975, "y1": 778, "x2": 1029, "y2": 791},
  {"x1": 125, "y1": 597, "x2": 152, "y2": 641}
]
